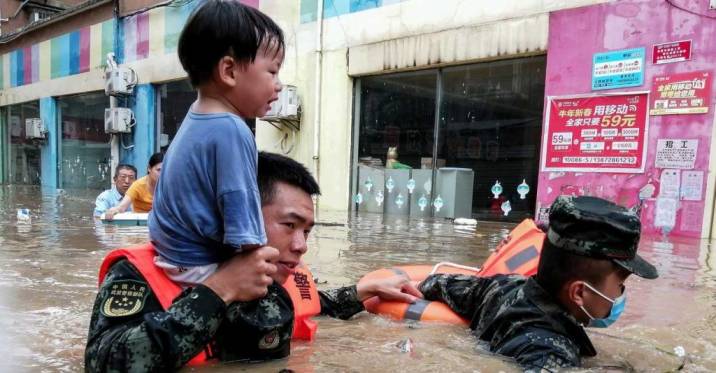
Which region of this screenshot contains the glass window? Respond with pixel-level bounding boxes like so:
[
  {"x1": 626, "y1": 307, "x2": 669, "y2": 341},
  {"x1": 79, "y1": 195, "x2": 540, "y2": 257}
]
[
  {"x1": 58, "y1": 92, "x2": 111, "y2": 190},
  {"x1": 353, "y1": 56, "x2": 546, "y2": 222},
  {"x1": 7, "y1": 102, "x2": 41, "y2": 185},
  {"x1": 158, "y1": 80, "x2": 194, "y2": 152},
  {"x1": 437, "y1": 56, "x2": 546, "y2": 221},
  {"x1": 158, "y1": 79, "x2": 255, "y2": 152},
  {"x1": 356, "y1": 70, "x2": 437, "y2": 169}
]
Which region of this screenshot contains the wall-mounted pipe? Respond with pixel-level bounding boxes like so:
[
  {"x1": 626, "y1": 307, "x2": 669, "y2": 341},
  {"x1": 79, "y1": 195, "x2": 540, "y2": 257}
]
[{"x1": 312, "y1": 0, "x2": 324, "y2": 208}]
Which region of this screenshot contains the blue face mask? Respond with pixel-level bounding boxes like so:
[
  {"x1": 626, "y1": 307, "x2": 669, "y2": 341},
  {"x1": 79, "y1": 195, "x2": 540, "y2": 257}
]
[{"x1": 579, "y1": 282, "x2": 626, "y2": 328}]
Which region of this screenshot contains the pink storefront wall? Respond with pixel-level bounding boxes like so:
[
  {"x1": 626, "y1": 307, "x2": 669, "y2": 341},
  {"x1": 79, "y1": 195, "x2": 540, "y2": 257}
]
[{"x1": 537, "y1": 0, "x2": 716, "y2": 237}]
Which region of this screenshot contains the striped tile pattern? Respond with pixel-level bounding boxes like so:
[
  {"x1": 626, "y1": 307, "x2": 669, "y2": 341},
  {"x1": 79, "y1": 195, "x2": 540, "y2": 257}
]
[{"x1": 0, "y1": 0, "x2": 257, "y2": 89}]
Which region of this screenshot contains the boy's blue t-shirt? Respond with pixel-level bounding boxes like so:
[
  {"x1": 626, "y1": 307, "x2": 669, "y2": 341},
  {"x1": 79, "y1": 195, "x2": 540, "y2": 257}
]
[{"x1": 149, "y1": 111, "x2": 267, "y2": 266}]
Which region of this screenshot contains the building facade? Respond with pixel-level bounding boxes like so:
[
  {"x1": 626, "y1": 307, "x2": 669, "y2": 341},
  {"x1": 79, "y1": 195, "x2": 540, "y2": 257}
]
[{"x1": 1, "y1": 0, "x2": 715, "y2": 238}]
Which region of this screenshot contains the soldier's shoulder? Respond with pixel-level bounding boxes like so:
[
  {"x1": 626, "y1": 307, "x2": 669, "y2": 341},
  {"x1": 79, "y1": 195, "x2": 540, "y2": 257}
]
[{"x1": 99, "y1": 259, "x2": 151, "y2": 318}]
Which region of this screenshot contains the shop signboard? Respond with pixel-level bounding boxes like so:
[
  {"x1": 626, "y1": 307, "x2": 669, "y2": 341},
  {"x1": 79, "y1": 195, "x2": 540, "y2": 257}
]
[
  {"x1": 649, "y1": 70, "x2": 711, "y2": 115},
  {"x1": 652, "y1": 40, "x2": 692, "y2": 65},
  {"x1": 592, "y1": 48, "x2": 645, "y2": 90},
  {"x1": 541, "y1": 92, "x2": 649, "y2": 173}
]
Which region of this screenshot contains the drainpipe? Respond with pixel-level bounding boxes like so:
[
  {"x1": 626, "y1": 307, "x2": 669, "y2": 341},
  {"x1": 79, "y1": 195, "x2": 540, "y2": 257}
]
[{"x1": 313, "y1": 0, "x2": 324, "y2": 208}]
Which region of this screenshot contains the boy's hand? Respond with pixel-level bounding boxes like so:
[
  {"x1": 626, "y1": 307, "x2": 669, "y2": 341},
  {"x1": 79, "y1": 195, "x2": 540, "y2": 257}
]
[
  {"x1": 356, "y1": 275, "x2": 424, "y2": 304},
  {"x1": 202, "y1": 245, "x2": 279, "y2": 304}
]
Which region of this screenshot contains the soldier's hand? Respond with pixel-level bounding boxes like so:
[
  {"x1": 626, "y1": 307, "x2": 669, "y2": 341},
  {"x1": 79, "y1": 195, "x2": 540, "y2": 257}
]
[
  {"x1": 202, "y1": 245, "x2": 279, "y2": 304},
  {"x1": 357, "y1": 275, "x2": 424, "y2": 304}
]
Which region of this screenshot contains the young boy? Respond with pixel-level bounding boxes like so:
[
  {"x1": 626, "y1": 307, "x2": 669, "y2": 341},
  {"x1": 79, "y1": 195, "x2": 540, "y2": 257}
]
[
  {"x1": 419, "y1": 195, "x2": 659, "y2": 371},
  {"x1": 148, "y1": 0, "x2": 284, "y2": 285}
]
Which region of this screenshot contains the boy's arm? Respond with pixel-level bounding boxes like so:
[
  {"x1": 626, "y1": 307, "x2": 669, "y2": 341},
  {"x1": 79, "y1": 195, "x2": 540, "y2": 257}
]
[
  {"x1": 85, "y1": 260, "x2": 226, "y2": 372},
  {"x1": 419, "y1": 274, "x2": 493, "y2": 320}
]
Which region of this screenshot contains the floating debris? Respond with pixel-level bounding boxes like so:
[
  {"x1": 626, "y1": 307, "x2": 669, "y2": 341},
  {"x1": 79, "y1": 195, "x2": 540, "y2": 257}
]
[
  {"x1": 17, "y1": 208, "x2": 31, "y2": 223},
  {"x1": 396, "y1": 338, "x2": 414, "y2": 354},
  {"x1": 454, "y1": 218, "x2": 478, "y2": 225}
]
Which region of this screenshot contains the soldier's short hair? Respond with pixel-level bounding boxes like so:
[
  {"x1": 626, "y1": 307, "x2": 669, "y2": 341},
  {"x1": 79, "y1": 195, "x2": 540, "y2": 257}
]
[
  {"x1": 257, "y1": 152, "x2": 320, "y2": 205},
  {"x1": 535, "y1": 239, "x2": 621, "y2": 295}
]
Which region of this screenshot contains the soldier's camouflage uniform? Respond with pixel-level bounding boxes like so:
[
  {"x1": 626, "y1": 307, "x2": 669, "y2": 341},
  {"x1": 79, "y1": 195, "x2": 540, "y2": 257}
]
[
  {"x1": 419, "y1": 273, "x2": 596, "y2": 372},
  {"x1": 85, "y1": 259, "x2": 365, "y2": 372}
]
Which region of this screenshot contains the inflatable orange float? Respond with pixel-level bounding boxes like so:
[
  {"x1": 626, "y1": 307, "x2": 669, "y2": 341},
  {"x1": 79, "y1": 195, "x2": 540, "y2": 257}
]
[{"x1": 359, "y1": 219, "x2": 546, "y2": 325}]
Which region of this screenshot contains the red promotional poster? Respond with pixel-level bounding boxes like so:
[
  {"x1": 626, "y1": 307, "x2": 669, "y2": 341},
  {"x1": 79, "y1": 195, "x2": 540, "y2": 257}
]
[
  {"x1": 652, "y1": 40, "x2": 692, "y2": 65},
  {"x1": 541, "y1": 93, "x2": 649, "y2": 173},
  {"x1": 649, "y1": 70, "x2": 711, "y2": 115}
]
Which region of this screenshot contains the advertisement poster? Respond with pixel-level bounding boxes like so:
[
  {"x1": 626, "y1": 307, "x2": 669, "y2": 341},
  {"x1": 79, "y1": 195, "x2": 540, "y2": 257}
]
[
  {"x1": 652, "y1": 40, "x2": 692, "y2": 65},
  {"x1": 650, "y1": 70, "x2": 711, "y2": 115},
  {"x1": 655, "y1": 139, "x2": 698, "y2": 169},
  {"x1": 542, "y1": 92, "x2": 649, "y2": 173},
  {"x1": 592, "y1": 48, "x2": 645, "y2": 90}
]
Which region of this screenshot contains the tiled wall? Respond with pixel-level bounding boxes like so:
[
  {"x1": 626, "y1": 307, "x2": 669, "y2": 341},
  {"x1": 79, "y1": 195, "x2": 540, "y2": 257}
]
[
  {"x1": 300, "y1": 0, "x2": 408, "y2": 23},
  {"x1": 0, "y1": 19, "x2": 114, "y2": 88},
  {"x1": 0, "y1": 0, "x2": 258, "y2": 88}
]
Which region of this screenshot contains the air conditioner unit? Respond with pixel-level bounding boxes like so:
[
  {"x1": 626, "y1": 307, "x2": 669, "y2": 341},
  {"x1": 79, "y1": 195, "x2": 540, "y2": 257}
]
[
  {"x1": 25, "y1": 118, "x2": 46, "y2": 139},
  {"x1": 263, "y1": 85, "x2": 300, "y2": 120},
  {"x1": 105, "y1": 66, "x2": 137, "y2": 96},
  {"x1": 104, "y1": 108, "x2": 135, "y2": 133}
]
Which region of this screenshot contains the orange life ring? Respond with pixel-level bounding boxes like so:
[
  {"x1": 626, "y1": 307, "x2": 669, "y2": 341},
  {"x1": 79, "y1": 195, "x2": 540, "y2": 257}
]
[
  {"x1": 360, "y1": 263, "x2": 480, "y2": 325},
  {"x1": 360, "y1": 219, "x2": 545, "y2": 325}
]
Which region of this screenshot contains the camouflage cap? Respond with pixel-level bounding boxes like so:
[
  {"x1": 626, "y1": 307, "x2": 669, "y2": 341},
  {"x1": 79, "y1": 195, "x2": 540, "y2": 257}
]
[{"x1": 547, "y1": 195, "x2": 658, "y2": 279}]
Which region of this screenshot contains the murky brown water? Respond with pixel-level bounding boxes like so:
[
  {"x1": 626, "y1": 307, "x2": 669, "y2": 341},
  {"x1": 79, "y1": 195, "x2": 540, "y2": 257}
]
[{"x1": 0, "y1": 185, "x2": 714, "y2": 372}]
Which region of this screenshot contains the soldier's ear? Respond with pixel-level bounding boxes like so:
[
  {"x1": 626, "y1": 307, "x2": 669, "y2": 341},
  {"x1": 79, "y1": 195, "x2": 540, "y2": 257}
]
[{"x1": 566, "y1": 280, "x2": 587, "y2": 306}]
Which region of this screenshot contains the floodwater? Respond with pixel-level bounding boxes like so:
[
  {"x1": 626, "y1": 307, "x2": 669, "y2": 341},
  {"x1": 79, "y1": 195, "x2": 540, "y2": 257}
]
[{"x1": 0, "y1": 185, "x2": 714, "y2": 372}]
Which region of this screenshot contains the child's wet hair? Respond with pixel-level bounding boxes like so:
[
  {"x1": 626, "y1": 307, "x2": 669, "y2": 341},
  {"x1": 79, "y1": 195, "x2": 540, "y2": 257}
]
[{"x1": 178, "y1": 0, "x2": 285, "y2": 87}]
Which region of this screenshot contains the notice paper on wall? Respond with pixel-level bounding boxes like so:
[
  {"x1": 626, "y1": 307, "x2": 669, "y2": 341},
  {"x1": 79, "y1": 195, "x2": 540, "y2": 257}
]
[
  {"x1": 655, "y1": 197, "x2": 678, "y2": 229},
  {"x1": 655, "y1": 139, "x2": 698, "y2": 169},
  {"x1": 659, "y1": 169, "x2": 681, "y2": 198},
  {"x1": 680, "y1": 170, "x2": 704, "y2": 201},
  {"x1": 679, "y1": 201, "x2": 702, "y2": 232}
]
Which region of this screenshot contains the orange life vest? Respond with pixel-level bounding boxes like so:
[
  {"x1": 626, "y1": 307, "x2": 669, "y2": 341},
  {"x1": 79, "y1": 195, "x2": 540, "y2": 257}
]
[
  {"x1": 478, "y1": 219, "x2": 544, "y2": 277},
  {"x1": 97, "y1": 243, "x2": 321, "y2": 364}
]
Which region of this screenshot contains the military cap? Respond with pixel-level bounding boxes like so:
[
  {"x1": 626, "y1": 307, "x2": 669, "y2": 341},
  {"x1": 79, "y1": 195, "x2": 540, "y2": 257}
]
[{"x1": 547, "y1": 195, "x2": 658, "y2": 279}]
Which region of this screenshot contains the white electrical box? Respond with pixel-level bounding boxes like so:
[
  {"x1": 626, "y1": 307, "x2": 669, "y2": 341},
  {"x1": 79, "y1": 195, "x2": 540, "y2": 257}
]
[
  {"x1": 105, "y1": 66, "x2": 137, "y2": 96},
  {"x1": 263, "y1": 85, "x2": 300, "y2": 120},
  {"x1": 104, "y1": 107, "x2": 135, "y2": 133},
  {"x1": 711, "y1": 0, "x2": 716, "y2": 9},
  {"x1": 25, "y1": 118, "x2": 45, "y2": 139}
]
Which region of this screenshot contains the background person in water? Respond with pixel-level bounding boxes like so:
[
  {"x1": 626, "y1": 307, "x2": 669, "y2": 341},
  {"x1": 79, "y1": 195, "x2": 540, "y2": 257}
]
[
  {"x1": 104, "y1": 153, "x2": 163, "y2": 219},
  {"x1": 93, "y1": 164, "x2": 137, "y2": 217},
  {"x1": 419, "y1": 195, "x2": 658, "y2": 371}
]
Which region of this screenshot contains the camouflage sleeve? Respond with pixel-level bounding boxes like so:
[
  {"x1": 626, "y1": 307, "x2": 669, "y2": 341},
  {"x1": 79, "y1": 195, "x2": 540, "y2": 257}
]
[
  {"x1": 84, "y1": 260, "x2": 227, "y2": 372},
  {"x1": 419, "y1": 274, "x2": 494, "y2": 320},
  {"x1": 494, "y1": 329, "x2": 580, "y2": 372},
  {"x1": 318, "y1": 285, "x2": 365, "y2": 320}
]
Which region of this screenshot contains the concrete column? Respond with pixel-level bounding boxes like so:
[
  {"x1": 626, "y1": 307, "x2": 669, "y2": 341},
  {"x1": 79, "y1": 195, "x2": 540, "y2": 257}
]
[
  {"x1": 122, "y1": 84, "x2": 156, "y2": 175},
  {"x1": 40, "y1": 97, "x2": 58, "y2": 189}
]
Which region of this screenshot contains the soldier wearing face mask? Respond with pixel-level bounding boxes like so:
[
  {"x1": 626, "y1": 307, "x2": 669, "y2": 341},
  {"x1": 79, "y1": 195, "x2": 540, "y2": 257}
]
[{"x1": 419, "y1": 195, "x2": 658, "y2": 371}]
